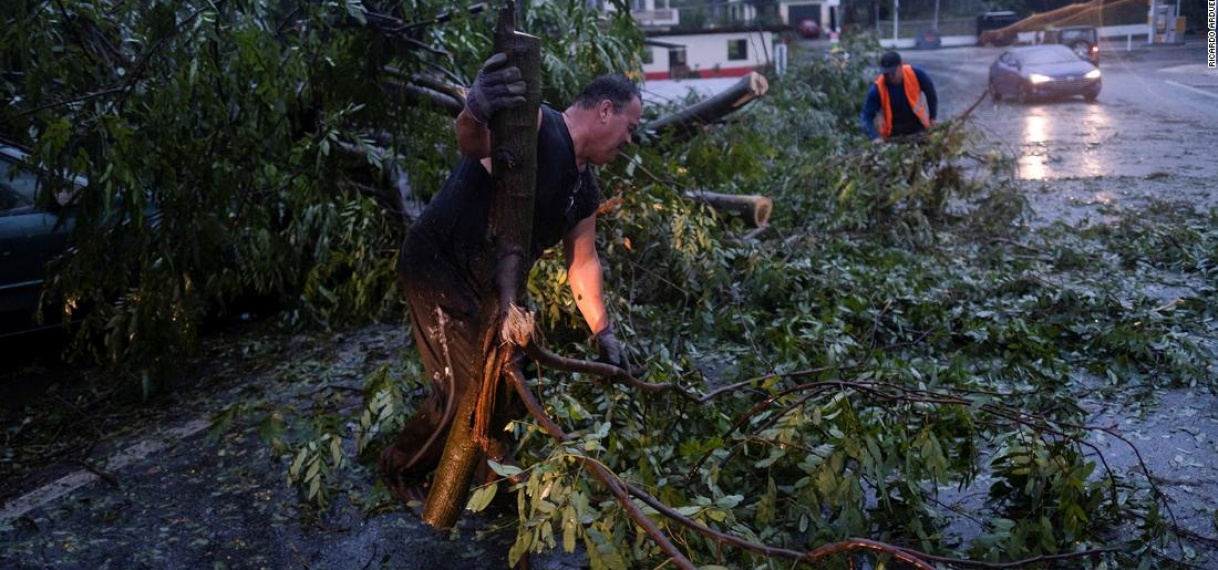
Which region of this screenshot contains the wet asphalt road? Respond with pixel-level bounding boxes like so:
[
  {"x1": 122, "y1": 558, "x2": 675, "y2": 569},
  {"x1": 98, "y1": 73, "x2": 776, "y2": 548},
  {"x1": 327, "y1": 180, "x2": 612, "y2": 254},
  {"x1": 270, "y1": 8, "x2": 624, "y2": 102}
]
[
  {"x1": 910, "y1": 38, "x2": 1218, "y2": 564},
  {"x1": 909, "y1": 39, "x2": 1218, "y2": 181}
]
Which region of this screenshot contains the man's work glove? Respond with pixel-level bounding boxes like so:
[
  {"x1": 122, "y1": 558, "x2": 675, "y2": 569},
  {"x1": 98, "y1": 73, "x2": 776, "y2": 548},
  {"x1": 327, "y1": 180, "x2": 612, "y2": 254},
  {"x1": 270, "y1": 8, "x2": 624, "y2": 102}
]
[
  {"x1": 595, "y1": 324, "x2": 624, "y2": 368},
  {"x1": 465, "y1": 52, "x2": 526, "y2": 124}
]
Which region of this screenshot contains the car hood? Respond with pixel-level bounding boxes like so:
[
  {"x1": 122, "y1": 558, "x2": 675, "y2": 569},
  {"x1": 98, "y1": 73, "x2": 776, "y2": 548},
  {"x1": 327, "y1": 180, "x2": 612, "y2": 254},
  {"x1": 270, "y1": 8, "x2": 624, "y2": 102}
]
[{"x1": 1023, "y1": 60, "x2": 1095, "y2": 77}]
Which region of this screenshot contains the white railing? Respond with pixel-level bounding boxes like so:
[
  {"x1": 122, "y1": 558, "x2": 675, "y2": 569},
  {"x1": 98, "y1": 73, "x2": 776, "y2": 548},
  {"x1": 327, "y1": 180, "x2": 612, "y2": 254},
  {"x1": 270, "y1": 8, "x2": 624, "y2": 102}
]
[{"x1": 632, "y1": 9, "x2": 679, "y2": 28}]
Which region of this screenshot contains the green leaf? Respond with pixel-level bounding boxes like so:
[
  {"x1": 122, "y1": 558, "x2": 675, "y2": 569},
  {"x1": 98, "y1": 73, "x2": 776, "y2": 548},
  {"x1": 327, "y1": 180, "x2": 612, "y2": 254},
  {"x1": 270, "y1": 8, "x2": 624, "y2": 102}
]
[
  {"x1": 344, "y1": 0, "x2": 367, "y2": 24},
  {"x1": 466, "y1": 484, "x2": 497, "y2": 513},
  {"x1": 488, "y1": 459, "x2": 523, "y2": 478},
  {"x1": 713, "y1": 495, "x2": 743, "y2": 509},
  {"x1": 562, "y1": 505, "x2": 578, "y2": 552}
]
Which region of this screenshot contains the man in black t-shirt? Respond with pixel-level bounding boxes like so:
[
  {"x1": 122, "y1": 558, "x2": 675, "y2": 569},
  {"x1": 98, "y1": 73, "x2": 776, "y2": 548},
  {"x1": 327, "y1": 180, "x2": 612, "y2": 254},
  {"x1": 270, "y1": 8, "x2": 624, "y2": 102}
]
[{"x1": 381, "y1": 54, "x2": 642, "y2": 502}]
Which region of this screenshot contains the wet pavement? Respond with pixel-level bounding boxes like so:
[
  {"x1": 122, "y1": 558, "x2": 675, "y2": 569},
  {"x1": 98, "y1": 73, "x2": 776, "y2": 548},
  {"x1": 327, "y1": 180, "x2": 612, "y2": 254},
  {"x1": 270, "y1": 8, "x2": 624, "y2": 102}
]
[
  {"x1": 916, "y1": 40, "x2": 1218, "y2": 180},
  {"x1": 0, "y1": 326, "x2": 513, "y2": 570},
  {"x1": 918, "y1": 38, "x2": 1218, "y2": 563},
  {"x1": 908, "y1": 40, "x2": 1218, "y2": 228}
]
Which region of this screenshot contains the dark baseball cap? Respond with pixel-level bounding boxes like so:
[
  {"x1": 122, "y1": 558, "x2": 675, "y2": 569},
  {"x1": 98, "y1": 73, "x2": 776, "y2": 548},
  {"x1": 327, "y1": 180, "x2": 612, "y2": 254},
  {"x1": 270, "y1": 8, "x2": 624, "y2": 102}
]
[{"x1": 879, "y1": 51, "x2": 902, "y2": 73}]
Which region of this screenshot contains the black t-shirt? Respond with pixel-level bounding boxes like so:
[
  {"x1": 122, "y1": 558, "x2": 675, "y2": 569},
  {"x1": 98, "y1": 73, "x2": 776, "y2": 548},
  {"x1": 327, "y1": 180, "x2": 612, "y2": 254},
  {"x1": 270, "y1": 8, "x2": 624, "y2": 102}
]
[
  {"x1": 884, "y1": 80, "x2": 923, "y2": 137},
  {"x1": 399, "y1": 105, "x2": 601, "y2": 318}
]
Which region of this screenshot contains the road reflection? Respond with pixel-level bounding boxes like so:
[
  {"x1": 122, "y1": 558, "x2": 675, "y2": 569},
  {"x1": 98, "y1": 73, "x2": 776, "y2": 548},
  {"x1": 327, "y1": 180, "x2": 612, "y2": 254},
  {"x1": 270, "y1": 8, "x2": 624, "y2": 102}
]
[
  {"x1": 1018, "y1": 101, "x2": 1112, "y2": 180},
  {"x1": 1019, "y1": 109, "x2": 1049, "y2": 179},
  {"x1": 1078, "y1": 104, "x2": 1110, "y2": 178}
]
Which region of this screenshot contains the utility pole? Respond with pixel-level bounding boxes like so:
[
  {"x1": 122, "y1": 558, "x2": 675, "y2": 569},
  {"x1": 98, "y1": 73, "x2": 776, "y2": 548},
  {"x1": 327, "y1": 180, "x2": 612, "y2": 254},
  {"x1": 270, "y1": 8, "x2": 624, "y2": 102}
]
[{"x1": 892, "y1": 0, "x2": 899, "y2": 42}]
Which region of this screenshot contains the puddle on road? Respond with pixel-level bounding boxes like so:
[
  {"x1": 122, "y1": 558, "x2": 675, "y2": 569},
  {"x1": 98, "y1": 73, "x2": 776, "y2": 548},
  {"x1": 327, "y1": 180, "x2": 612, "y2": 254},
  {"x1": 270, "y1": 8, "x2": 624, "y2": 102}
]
[
  {"x1": 973, "y1": 99, "x2": 1216, "y2": 183},
  {"x1": 968, "y1": 97, "x2": 1218, "y2": 230},
  {"x1": 1016, "y1": 104, "x2": 1116, "y2": 179}
]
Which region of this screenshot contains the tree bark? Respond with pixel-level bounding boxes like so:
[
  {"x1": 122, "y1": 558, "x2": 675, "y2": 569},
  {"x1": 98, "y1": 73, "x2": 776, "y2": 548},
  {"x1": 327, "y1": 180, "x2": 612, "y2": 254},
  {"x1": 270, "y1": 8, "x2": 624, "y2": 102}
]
[
  {"x1": 420, "y1": 1, "x2": 541, "y2": 531},
  {"x1": 644, "y1": 71, "x2": 769, "y2": 143},
  {"x1": 684, "y1": 190, "x2": 773, "y2": 228}
]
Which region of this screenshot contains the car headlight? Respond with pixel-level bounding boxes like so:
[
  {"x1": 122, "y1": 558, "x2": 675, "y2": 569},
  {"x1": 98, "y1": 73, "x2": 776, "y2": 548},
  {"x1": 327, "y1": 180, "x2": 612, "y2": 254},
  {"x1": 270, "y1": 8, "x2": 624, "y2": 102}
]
[
  {"x1": 1029, "y1": 73, "x2": 1052, "y2": 84},
  {"x1": 1085, "y1": 69, "x2": 1101, "y2": 79}
]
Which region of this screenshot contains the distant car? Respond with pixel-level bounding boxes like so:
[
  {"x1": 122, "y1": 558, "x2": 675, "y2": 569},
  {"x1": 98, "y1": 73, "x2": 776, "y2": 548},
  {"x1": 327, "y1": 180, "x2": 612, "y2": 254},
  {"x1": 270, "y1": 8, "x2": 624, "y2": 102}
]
[
  {"x1": 988, "y1": 44, "x2": 1101, "y2": 103},
  {"x1": 915, "y1": 28, "x2": 942, "y2": 49},
  {"x1": 796, "y1": 19, "x2": 821, "y2": 39},
  {"x1": 1042, "y1": 26, "x2": 1100, "y2": 66}
]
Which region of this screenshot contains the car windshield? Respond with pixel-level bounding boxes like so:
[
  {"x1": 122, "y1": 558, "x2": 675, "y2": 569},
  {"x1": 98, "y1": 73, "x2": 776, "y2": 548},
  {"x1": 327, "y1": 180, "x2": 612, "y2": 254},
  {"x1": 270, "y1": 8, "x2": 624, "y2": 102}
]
[{"x1": 1020, "y1": 47, "x2": 1080, "y2": 65}]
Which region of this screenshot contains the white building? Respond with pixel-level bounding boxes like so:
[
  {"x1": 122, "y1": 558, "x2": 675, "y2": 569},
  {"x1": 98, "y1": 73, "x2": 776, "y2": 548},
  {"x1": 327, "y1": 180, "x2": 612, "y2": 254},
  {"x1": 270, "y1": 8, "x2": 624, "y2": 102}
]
[
  {"x1": 595, "y1": 0, "x2": 840, "y2": 35},
  {"x1": 781, "y1": 1, "x2": 841, "y2": 37},
  {"x1": 641, "y1": 29, "x2": 776, "y2": 80},
  {"x1": 595, "y1": 0, "x2": 842, "y2": 81},
  {"x1": 597, "y1": 0, "x2": 680, "y2": 30}
]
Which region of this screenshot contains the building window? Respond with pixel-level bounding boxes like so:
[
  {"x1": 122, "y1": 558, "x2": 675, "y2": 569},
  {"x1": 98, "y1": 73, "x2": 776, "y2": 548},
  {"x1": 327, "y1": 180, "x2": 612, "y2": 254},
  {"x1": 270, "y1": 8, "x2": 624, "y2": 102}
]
[
  {"x1": 727, "y1": 39, "x2": 748, "y2": 61},
  {"x1": 669, "y1": 48, "x2": 687, "y2": 68},
  {"x1": 642, "y1": 48, "x2": 654, "y2": 65},
  {"x1": 631, "y1": 0, "x2": 646, "y2": 11}
]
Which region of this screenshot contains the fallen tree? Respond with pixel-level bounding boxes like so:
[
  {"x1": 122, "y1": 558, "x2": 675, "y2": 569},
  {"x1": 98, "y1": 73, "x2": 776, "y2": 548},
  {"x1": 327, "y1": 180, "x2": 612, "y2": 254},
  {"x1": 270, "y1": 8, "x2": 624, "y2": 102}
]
[
  {"x1": 684, "y1": 190, "x2": 773, "y2": 228},
  {"x1": 642, "y1": 71, "x2": 770, "y2": 143},
  {"x1": 400, "y1": 5, "x2": 917, "y2": 567},
  {"x1": 419, "y1": 1, "x2": 542, "y2": 531},
  {"x1": 977, "y1": 0, "x2": 1148, "y2": 45}
]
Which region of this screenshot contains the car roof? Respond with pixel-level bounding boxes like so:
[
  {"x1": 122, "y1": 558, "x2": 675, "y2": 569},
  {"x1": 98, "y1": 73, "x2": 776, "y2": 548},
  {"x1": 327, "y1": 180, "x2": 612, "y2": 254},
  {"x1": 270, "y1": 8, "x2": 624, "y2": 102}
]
[
  {"x1": 0, "y1": 144, "x2": 29, "y2": 162},
  {"x1": 1007, "y1": 44, "x2": 1076, "y2": 56}
]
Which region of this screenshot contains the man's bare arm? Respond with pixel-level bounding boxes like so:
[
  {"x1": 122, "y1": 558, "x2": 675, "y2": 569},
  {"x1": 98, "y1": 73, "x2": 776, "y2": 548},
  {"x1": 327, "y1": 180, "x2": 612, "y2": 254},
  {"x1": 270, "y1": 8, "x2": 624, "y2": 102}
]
[{"x1": 563, "y1": 215, "x2": 609, "y2": 334}]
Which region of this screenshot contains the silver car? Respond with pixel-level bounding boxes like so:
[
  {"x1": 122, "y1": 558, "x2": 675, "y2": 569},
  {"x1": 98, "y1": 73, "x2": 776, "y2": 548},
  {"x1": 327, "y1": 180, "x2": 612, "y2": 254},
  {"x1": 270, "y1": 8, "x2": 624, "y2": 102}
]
[{"x1": 988, "y1": 44, "x2": 1101, "y2": 103}]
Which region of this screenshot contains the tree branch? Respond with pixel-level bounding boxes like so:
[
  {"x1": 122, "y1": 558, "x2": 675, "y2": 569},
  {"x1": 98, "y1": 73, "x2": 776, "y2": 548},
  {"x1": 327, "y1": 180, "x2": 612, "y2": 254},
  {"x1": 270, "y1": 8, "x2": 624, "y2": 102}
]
[
  {"x1": 505, "y1": 351, "x2": 940, "y2": 569},
  {"x1": 521, "y1": 339, "x2": 701, "y2": 400}
]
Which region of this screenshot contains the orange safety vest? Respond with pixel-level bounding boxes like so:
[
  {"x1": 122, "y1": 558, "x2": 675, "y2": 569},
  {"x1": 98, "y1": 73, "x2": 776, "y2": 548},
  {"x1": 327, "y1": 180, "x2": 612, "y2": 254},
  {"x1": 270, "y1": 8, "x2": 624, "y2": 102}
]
[{"x1": 875, "y1": 64, "x2": 930, "y2": 139}]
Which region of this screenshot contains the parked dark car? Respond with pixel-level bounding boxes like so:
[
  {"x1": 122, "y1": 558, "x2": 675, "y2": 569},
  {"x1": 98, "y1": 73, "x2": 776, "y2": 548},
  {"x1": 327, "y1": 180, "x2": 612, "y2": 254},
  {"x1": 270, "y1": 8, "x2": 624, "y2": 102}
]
[
  {"x1": 0, "y1": 144, "x2": 80, "y2": 338},
  {"x1": 2, "y1": 143, "x2": 277, "y2": 343},
  {"x1": 988, "y1": 44, "x2": 1101, "y2": 103},
  {"x1": 796, "y1": 19, "x2": 821, "y2": 39},
  {"x1": 1042, "y1": 26, "x2": 1100, "y2": 66},
  {"x1": 915, "y1": 28, "x2": 942, "y2": 49}
]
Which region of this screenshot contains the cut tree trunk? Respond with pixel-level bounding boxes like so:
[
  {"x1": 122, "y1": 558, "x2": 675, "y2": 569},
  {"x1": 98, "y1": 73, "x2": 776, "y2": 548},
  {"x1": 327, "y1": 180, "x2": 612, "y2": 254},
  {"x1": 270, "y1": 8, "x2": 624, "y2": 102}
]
[
  {"x1": 420, "y1": 1, "x2": 541, "y2": 531},
  {"x1": 644, "y1": 71, "x2": 769, "y2": 142},
  {"x1": 684, "y1": 190, "x2": 773, "y2": 228}
]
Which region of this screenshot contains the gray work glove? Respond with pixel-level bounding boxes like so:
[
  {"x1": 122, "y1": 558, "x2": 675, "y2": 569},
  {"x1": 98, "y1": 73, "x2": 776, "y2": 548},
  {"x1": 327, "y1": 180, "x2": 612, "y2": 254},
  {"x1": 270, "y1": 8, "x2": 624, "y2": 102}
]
[
  {"x1": 595, "y1": 324, "x2": 624, "y2": 368},
  {"x1": 465, "y1": 52, "x2": 526, "y2": 124}
]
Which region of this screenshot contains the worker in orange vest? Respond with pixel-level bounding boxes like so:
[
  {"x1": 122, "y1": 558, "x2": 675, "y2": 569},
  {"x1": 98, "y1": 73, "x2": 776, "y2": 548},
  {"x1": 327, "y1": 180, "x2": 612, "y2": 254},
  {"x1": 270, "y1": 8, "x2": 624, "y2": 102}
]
[{"x1": 860, "y1": 51, "x2": 938, "y2": 143}]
